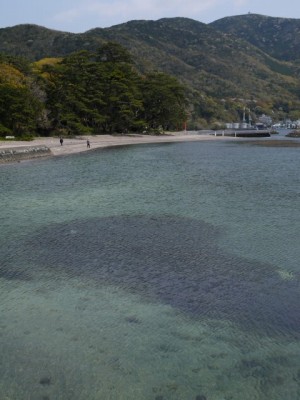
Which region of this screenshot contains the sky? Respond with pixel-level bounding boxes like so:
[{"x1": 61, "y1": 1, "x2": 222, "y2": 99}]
[{"x1": 0, "y1": 0, "x2": 300, "y2": 33}]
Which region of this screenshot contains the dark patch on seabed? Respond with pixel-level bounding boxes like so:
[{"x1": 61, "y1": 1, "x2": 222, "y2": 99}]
[
  {"x1": 18, "y1": 216, "x2": 300, "y2": 338},
  {"x1": 0, "y1": 261, "x2": 31, "y2": 281}
]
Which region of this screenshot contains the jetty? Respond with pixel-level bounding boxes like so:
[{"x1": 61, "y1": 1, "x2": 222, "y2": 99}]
[{"x1": 211, "y1": 130, "x2": 270, "y2": 138}]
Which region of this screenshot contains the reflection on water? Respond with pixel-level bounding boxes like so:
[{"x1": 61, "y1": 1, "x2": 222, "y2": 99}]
[{"x1": 0, "y1": 140, "x2": 299, "y2": 399}]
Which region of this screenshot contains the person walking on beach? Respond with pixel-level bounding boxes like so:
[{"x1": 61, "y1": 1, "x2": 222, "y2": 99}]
[
  {"x1": 60, "y1": 137, "x2": 63, "y2": 146},
  {"x1": 87, "y1": 139, "x2": 90, "y2": 148}
]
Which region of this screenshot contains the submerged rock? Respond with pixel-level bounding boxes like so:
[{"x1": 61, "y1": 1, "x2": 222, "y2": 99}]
[{"x1": 39, "y1": 376, "x2": 51, "y2": 385}]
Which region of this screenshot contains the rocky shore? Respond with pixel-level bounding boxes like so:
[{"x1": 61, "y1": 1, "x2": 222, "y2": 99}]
[
  {"x1": 0, "y1": 145, "x2": 51, "y2": 164},
  {"x1": 286, "y1": 130, "x2": 300, "y2": 138}
]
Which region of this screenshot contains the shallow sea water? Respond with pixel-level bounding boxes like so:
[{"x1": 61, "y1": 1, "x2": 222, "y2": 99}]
[{"x1": 0, "y1": 139, "x2": 299, "y2": 400}]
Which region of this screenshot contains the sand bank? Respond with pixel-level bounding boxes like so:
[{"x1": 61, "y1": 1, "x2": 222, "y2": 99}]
[{"x1": 0, "y1": 132, "x2": 230, "y2": 163}]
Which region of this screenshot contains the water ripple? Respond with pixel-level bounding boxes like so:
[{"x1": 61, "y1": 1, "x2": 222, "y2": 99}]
[{"x1": 16, "y1": 215, "x2": 300, "y2": 339}]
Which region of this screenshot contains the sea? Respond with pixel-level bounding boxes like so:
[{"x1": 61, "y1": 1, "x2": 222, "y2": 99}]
[{"x1": 0, "y1": 133, "x2": 299, "y2": 400}]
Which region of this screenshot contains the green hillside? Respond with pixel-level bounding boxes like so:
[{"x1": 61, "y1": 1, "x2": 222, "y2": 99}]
[
  {"x1": 1, "y1": 15, "x2": 300, "y2": 132},
  {"x1": 210, "y1": 13, "x2": 300, "y2": 63}
]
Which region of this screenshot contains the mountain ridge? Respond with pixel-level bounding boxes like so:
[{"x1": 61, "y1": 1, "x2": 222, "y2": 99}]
[
  {"x1": 1, "y1": 14, "x2": 300, "y2": 124},
  {"x1": 210, "y1": 13, "x2": 300, "y2": 62}
]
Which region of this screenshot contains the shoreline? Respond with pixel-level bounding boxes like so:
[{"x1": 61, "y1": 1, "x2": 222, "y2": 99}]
[{"x1": 0, "y1": 132, "x2": 231, "y2": 164}]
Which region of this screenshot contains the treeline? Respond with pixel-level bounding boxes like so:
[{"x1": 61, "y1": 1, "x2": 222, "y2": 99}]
[{"x1": 0, "y1": 43, "x2": 187, "y2": 138}]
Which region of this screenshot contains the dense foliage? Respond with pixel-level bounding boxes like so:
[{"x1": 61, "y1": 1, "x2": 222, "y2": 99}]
[
  {"x1": 1, "y1": 14, "x2": 300, "y2": 136},
  {"x1": 1, "y1": 16, "x2": 300, "y2": 130},
  {"x1": 0, "y1": 55, "x2": 42, "y2": 137},
  {"x1": 0, "y1": 44, "x2": 188, "y2": 137},
  {"x1": 210, "y1": 14, "x2": 300, "y2": 63}
]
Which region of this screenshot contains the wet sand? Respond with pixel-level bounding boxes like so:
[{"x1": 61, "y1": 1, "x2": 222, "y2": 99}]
[{"x1": 0, "y1": 132, "x2": 231, "y2": 161}]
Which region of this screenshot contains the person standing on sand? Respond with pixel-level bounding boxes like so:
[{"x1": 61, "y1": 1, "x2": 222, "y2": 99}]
[
  {"x1": 87, "y1": 139, "x2": 90, "y2": 148},
  {"x1": 60, "y1": 137, "x2": 63, "y2": 146}
]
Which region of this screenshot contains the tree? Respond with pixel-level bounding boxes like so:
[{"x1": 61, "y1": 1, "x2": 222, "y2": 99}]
[
  {"x1": 140, "y1": 72, "x2": 187, "y2": 131},
  {"x1": 43, "y1": 50, "x2": 106, "y2": 134},
  {"x1": 95, "y1": 43, "x2": 144, "y2": 133},
  {"x1": 0, "y1": 61, "x2": 42, "y2": 137},
  {"x1": 0, "y1": 84, "x2": 41, "y2": 137},
  {"x1": 96, "y1": 42, "x2": 133, "y2": 64},
  {"x1": 0, "y1": 44, "x2": 189, "y2": 137},
  {"x1": 43, "y1": 46, "x2": 144, "y2": 134}
]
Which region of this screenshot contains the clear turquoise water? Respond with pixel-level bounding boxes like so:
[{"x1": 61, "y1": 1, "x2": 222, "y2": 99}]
[{"x1": 0, "y1": 139, "x2": 299, "y2": 400}]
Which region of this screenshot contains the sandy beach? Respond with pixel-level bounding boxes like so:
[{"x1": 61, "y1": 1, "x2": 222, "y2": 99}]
[{"x1": 0, "y1": 132, "x2": 230, "y2": 162}]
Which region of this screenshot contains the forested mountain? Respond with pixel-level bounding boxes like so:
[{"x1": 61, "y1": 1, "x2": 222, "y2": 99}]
[
  {"x1": 0, "y1": 24, "x2": 103, "y2": 61},
  {"x1": 1, "y1": 14, "x2": 300, "y2": 136},
  {"x1": 210, "y1": 14, "x2": 300, "y2": 63}
]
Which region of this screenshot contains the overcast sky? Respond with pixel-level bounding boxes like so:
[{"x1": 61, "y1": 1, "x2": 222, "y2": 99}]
[{"x1": 0, "y1": 0, "x2": 300, "y2": 33}]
